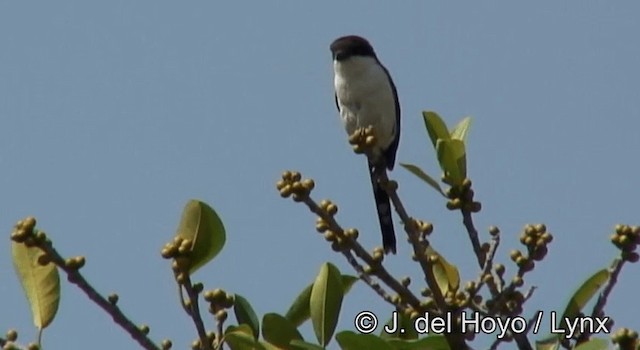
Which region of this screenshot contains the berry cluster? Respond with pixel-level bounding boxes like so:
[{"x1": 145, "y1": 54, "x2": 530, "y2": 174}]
[
  {"x1": 610, "y1": 225, "x2": 640, "y2": 263},
  {"x1": 277, "y1": 171, "x2": 315, "y2": 202},
  {"x1": 445, "y1": 178, "x2": 481, "y2": 212}
]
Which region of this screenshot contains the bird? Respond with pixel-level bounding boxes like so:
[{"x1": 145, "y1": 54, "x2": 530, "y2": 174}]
[{"x1": 330, "y1": 35, "x2": 401, "y2": 254}]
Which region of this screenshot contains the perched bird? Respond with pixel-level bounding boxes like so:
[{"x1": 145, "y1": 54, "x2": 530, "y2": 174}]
[{"x1": 330, "y1": 35, "x2": 401, "y2": 254}]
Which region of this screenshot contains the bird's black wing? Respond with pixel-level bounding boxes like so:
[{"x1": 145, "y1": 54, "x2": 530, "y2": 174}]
[{"x1": 380, "y1": 64, "x2": 401, "y2": 171}]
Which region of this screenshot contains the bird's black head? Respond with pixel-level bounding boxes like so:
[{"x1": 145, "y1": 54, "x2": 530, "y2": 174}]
[{"x1": 330, "y1": 35, "x2": 377, "y2": 61}]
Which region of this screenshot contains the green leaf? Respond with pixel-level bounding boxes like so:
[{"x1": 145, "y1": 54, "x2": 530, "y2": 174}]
[
  {"x1": 289, "y1": 340, "x2": 326, "y2": 350},
  {"x1": 423, "y1": 111, "x2": 451, "y2": 149},
  {"x1": 258, "y1": 342, "x2": 282, "y2": 350},
  {"x1": 340, "y1": 275, "x2": 358, "y2": 293},
  {"x1": 225, "y1": 324, "x2": 264, "y2": 350},
  {"x1": 286, "y1": 274, "x2": 356, "y2": 327},
  {"x1": 335, "y1": 331, "x2": 393, "y2": 350},
  {"x1": 175, "y1": 199, "x2": 226, "y2": 274},
  {"x1": 381, "y1": 312, "x2": 418, "y2": 340},
  {"x1": 12, "y1": 240, "x2": 61, "y2": 332},
  {"x1": 436, "y1": 139, "x2": 467, "y2": 186},
  {"x1": 233, "y1": 294, "x2": 260, "y2": 339},
  {"x1": 399, "y1": 163, "x2": 446, "y2": 197},
  {"x1": 535, "y1": 335, "x2": 560, "y2": 350},
  {"x1": 574, "y1": 338, "x2": 609, "y2": 350},
  {"x1": 310, "y1": 263, "x2": 344, "y2": 347},
  {"x1": 450, "y1": 117, "x2": 472, "y2": 142},
  {"x1": 558, "y1": 269, "x2": 610, "y2": 332},
  {"x1": 262, "y1": 313, "x2": 303, "y2": 348},
  {"x1": 386, "y1": 335, "x2": 451, "y2": 349},
  {"x1": 426, "y1": 246, "x2": 460, "y2": 295}
]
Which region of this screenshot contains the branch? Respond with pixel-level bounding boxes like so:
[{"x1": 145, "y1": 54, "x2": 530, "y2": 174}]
[
  {"x1": 592, "y1": 257, "x2": 624, "y2": 318},
  {"x1": 461, "y1": 208, "x2": 485, "y2": 268},
  {"x1": 472, "y1": 231, "x2": 500, "y2": 297},
  {"x1": 379, "y1": 171, "x2": 447, "y2": 309},
  {"x1": 31, "y1": 237, "x2": 161, "y2": 350},
  {"x1": 182, "y1": 277, "x2": 212, "y2": 350},
  {"x1": 379, "y1": 172, "x2": 469, "y2": 350},
  {"x1": 301, "y1": 196, "x2": 422, "y2": 310}
]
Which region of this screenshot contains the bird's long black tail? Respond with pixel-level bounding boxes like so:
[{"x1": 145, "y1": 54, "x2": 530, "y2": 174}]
[{"x1": 368, "y1": 160, "x2": 396, "y2": 254}]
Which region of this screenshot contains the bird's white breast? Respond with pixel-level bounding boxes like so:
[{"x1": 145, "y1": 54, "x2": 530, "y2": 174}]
[{"x1": 333, "y1": 56, "x2": 397, "y2": 155}]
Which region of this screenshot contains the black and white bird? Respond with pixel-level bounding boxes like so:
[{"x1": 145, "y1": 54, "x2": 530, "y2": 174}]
[{"x1": 330, "y1": 35, "x2": 401, "y2": 254}]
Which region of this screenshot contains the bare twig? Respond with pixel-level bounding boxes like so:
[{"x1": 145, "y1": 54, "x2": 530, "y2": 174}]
[
  {"x1": 342, "y1": 249, "x2": 395, "y2": 304},
  {"x1": 591, "y1": 257, "x2": 624, "y2": 318},
  {"x1": 302, "y1": 196, "x2": 422, "y2": 310},
  {"x1": 461, "y1": 209, "x2": 485, "y2": 268},
  {"x1": 378, "y1": 172, "x2": 469, "y2": 350},
  {"x1": 182, "y1": 277, "x2": 212, "y2": 350},
  {"x1": 215, "y1": 311, "x2": 225, "y2": 350},
  {"x1": 36, "y1": 241, "x2": 161, "y2": 350},
  {"x1": 523, "y1": 286, "x2": 537, "y2": 302},
  {"x1": 472, "y1": 228, "x2": 535, "y2": 350},
  {"x1": 378, "y1": 172, "x2": 447, "y2": 309},
  {"x1": 473, "y1": 232, "x2": 500, "y2": 297},
  {"x1": 488, "y1": 311, "x2": 540, "y2": 350}
]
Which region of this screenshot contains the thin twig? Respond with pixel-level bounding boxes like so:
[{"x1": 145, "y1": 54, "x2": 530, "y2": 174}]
[
  {"x1": 523, "y1": 286, "x2": 537, "y2": 302},
  {"x1": 182, "y1": 277, "x2": 212, "y2": 350},
  {"x1": 472, "y1": 233, "x2": 500, "y2": 297},
  {"x1": 591, "y1": 257, "x2": 624, "y2": 318},
  {"x1": 379, "y1": 172, "x2": 447, "y2": 309},
  {"x1": 488, "y1": 311, "x2": 540, "y2": 350},
  {"x1": 342, "y1": 249, "x2": 395, "y2": 305},
  {"x1": 474, "y1": 230, "x2": 534, "y2": 350},
  {"x1": 461, "y1": 209, "x2": 485, "y2": 268},
  {"x1": 215, "y1": 312, "x2": 225, "y2": 350},
  {"x1": 36, "y1": 241, "x2": 161, "y2": 350},
  {"x1": 379, "y1": 172, "x2": 469, "y2": 350},
  {"x1": 302, "y1": 196, "x2": 422, "y2": 310}
]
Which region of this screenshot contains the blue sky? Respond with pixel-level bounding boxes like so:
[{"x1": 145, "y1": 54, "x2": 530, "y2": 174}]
[{"x1": 1, "y1": 1, "x2": 639, "y2": 349}]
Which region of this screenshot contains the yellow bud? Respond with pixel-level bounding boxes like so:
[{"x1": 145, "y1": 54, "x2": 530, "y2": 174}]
[
  {"x1": 400, "y1": 277, "x2": 411, "y2": 287},
  {"x1": 315, "y1": 220, "x2": 329, "y2": 233},
  {"x1": 302, "y1": 179, "x2": 315, "y2": 191},
  {"x1": 512, "y1": 276, "x2": 524, "y2": 287},
  {"x1": 291, "y1": 181, "x2": 303, "y2": 192},
  {"x1": 215, "y1": 310, "x2": 228, "y2": 322},
  {"x1": 326, "y1": 203, "x2": 338, "y2": 215},
  {"x1": 524, "y1": 225, "x2": 536, "y2": 236},
  {"x1": 37, "y1": 253, "x2": 51, "y2": 266},
  {"x1": 324, "y1": 231, "x2": 336, "y2": 242},
  {"x1": 345, "y1": 228, "x2": 359, "y2": 239},
  {"x1": 279, "y1": 185, "x2": 292, "y2": 198},
  {"x1": 108, "y1": 293, "x2": 119, "y2": 304},
  {"x1": 533, "y1": 223, "x2": 545, "y2": 233},
  {"x1": 365, "y1": 135, "x2": 376, "y2": 147},
  {"x1": 161, "y1": 339, "x2": 173, "y2": 350}
]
